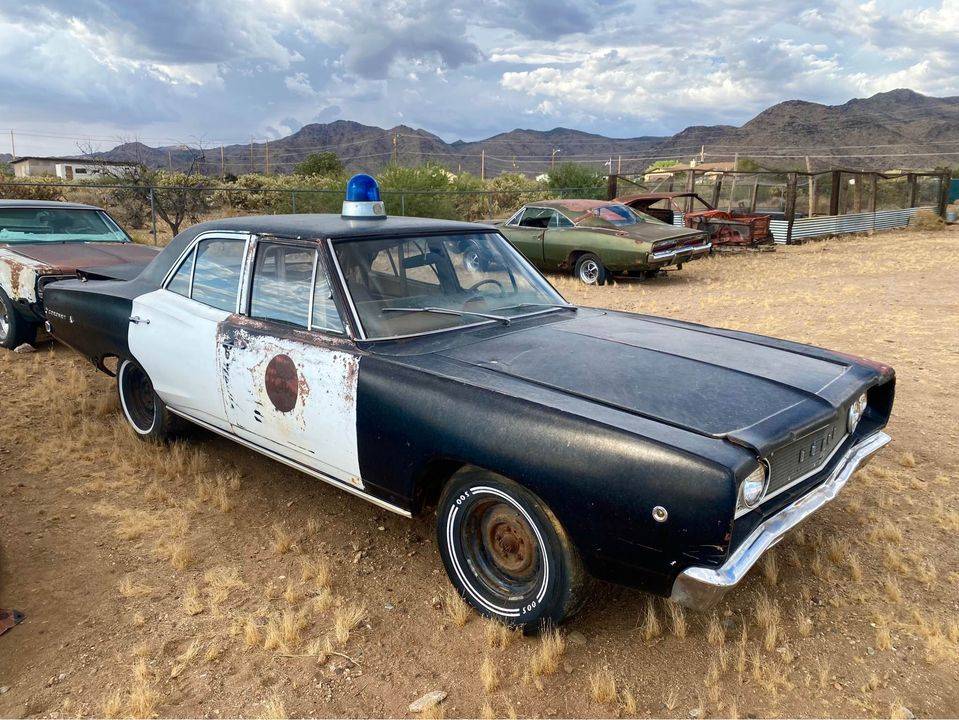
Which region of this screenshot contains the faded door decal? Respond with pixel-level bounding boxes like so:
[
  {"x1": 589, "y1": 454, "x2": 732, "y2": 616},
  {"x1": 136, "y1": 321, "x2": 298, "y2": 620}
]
[
  {"x1": 265, "y1": 354, "x2": 299, "y2": 413},
  {"x1": 218, "y1": 328, "x2": 362, "y2": 484}
]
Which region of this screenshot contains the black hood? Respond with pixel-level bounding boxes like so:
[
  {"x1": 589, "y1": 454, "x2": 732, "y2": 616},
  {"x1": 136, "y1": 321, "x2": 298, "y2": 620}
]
[{"x1": 436, "y1": 310, "x2": 874, "y2": 455}]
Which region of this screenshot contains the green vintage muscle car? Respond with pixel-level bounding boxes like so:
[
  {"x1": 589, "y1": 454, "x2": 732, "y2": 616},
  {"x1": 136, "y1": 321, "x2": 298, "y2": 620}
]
[{"x1": 498, "y1": 199, "x2": 711, "y2": 285}]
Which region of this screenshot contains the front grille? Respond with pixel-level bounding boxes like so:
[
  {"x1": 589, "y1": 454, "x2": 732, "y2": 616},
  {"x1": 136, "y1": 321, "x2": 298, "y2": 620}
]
[{"x1": 766, "y1": 417, "x2": 847, "y2": 496}]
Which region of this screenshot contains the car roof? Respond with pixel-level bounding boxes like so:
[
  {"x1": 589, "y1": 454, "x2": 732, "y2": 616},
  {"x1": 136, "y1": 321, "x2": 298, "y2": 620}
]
[
  {"x1": 0, "y1": 199, "x2": 103, "y2": 210},
  {"x1": 527, "y1": 199, "x2": 622, "y2": 213},
  {"x1": 182, "y1": 213, "x2": 495, "y2": 240}
]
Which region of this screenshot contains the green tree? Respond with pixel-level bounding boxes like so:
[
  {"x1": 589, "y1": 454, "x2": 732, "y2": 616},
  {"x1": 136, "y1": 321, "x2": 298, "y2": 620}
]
[
  {"x1": 546, "y1": 162, "x2": 605, "y2": 198},
  {"x1": 294, "y1": 152, "x2": 343, "y2": 177}
]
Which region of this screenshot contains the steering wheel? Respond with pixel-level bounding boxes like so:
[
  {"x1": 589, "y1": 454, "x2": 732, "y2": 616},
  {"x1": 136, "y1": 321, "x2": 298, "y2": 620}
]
[{"x1": 465, "y1": 278, "x2": 504, "y2": 300}]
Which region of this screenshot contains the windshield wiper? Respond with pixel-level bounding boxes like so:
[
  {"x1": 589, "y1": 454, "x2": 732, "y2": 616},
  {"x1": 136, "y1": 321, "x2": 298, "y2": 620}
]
[
  {"x1": 382, "y1": 306, "x2": 513, "y2": 326},
  {"x1": 495, "y1": 302, "x2": 578, "y2": 313}
]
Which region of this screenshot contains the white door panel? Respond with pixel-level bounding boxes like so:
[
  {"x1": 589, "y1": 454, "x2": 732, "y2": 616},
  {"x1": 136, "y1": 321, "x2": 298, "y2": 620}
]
[
  {"x1": 218, "y1": 329, "x2": 361, "y2": 484},
  {"x1": 129, "y1": 289, "x2": 231, "y2": 428}
]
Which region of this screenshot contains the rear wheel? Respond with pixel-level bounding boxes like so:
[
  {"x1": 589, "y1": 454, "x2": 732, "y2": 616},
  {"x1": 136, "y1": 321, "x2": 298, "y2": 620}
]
[
  {"x1": 117, "y1": 359, "x2": 177, "y2": 441},
  {"x1": 574, "y1": 253, "x2": 606, "y2": 286},
  {"x1": 0, "y1": 289, "x2": 37, "y2": 350},
  {"x1": 436, "y1": 468, "x2": 590, "y2": 628}
]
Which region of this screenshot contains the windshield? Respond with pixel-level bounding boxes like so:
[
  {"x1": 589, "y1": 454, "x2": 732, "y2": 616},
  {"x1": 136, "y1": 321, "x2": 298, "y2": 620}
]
[
  {"x1": 574, "y1": 203, "x2": 659, "y2": 228},
  {"x1": 333, "y1": 232, "x2": 569, "y2": 339},
  {"x1": 0, "y1": 208, "x2": 128, "y2": 244}
]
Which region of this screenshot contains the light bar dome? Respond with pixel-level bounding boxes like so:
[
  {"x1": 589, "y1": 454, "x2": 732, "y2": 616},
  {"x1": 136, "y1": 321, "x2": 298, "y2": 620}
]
[{"x1": 342, "y1": 174, "x2": 387, "y2": 219}]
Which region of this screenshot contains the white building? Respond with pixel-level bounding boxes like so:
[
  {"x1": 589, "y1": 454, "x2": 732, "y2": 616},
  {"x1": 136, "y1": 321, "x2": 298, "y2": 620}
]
[{"x1": 10, "y1": 156, "x2": 138, "y2": 180}]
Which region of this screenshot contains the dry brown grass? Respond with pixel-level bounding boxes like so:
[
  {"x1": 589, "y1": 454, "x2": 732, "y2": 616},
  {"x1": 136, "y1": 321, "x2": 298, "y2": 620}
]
[
  {"x1": 182, "y1": 584, "x2": 205, "y2": 616},
  {"x1": 641, "y1": 598, "x2": 661, "y2": 641},
  {"x1": 620, "y1": 687, "x2": 638, "y2": 714},
  {"x1": 127, "y1": 658, "x2": 158, "y2": 718},
  {"x1": 272, "y1": 523, "x2": 293, "y2": 555},
  {"x1": 485, "y1": 619, "x2": 518, "y2": 650},
  {"x1": 119, "y1": 576, "x2": 153, "y2": 599},
  {"x1": 589, "y1": 665, "x2": 617, "y2": 706},
  {"x1": 706, "y1": 612, "x2": 725, "y2": 647},
  {"x1": 170, "y1": 639, "x2": 201, "y2": 679},
  {"x1": 762, "y1": 551, "x2": 779, "y2": 585},
  {"x1": 666, "y1": 601, "x2": 687, "y2": 639},
  {"x1": 444, "y1": 587, "x2": 473, "y2": 626},
  {"x1": 754, "y1": 591, "x2": 781, "y2": 651},
  {"x1": 480, "y1": 656, "x2": 499, "y2": 693},
  {"x1": 332, "y1": 602, "x2": 367, "y2": 645},
  {"x1": 529, "y1": 627, "x2": 566, "y2": 677}
]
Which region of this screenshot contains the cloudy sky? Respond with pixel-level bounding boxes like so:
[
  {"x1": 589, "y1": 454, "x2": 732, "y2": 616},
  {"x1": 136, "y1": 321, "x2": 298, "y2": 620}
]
[{"x1": 1, "y1": 0, "x2": 957, "y2": 156}]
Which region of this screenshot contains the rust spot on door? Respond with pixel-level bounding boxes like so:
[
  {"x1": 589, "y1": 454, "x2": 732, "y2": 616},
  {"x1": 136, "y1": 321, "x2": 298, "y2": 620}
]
[{"x1": 265, "y1": 354, "x2": 298, "y2": 413}]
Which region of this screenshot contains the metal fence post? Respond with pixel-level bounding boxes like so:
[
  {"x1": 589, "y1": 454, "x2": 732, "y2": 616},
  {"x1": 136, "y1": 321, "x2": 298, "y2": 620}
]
[
  {"x1": 291, "y1": 190, "x2": 296, "y2": 213},
  {"x1": 149, "y1": 187, "x2": 157, "y2": 244},
  {"x1": 401, "y1": 194, "x2": 406, "y2": 216},
  {"x1": 784, "y1": 173, "x2": 798, "y2": 245}
]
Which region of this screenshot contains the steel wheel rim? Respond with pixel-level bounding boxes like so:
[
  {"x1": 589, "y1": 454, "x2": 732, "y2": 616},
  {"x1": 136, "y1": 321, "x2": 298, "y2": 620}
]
[
  {"x1": 464, "y1": 250, "x2": 482, "y2": 273},
  {"x1": 579, "y1": 259, "x2": 600, "y2": 284},
  {"x1": 123, "y1": 363, "x2": 156, "y2": 431},
  {"x1": 460, "y1": 499, "x2": 542, "y2": 601},
  {"x1": 0, "y1": 302, "x2": 8, "y2": 341}
]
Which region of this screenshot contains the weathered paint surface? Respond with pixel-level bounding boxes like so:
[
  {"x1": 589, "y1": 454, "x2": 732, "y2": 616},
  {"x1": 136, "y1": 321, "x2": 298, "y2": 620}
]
[
  {"x1": 218, "y1": 329, "x2": 362, "y2": 486},
  {"x1": 0, "y1": 248, "x2": 47, "y2": 302}
]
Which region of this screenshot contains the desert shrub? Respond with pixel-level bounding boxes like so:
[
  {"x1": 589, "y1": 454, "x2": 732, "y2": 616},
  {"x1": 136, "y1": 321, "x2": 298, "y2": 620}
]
[
  {"x1": 546, "y1": 162, "x2": 606, "y2": 198},
  {"x1": 377, "y1": 163, "x2": 458, "y2": 219},
  {"x1": 295, "y1": 152, "x2": 343, "y2": 177},
  {"x1": 909, "y1": 208, "x2": 945, "y2": 231},
  {"x1": 210, "y1": 174, "x2": 341, "y2": 215},
  {"x1": 486, "y1": 172, "x2": 548, "y2": 219},
  {"x1": 0, "y1": 177, "x2": 65, "y2": 201},
  {"x1": 448, "y1": 172, "x2": 487, "y2": 220}
]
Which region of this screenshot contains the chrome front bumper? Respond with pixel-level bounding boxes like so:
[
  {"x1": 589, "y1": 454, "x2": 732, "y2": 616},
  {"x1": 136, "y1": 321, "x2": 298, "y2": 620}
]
[
  {"x1": 650, "y1": 242, "x2": 712, "y2": 262},
  {"x1": 670, "y1": 431, "x2": 891, "y2": 611}
]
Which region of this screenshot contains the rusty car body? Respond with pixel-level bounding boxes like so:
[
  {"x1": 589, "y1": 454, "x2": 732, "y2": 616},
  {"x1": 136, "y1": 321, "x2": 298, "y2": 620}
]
[
  {"x1": 42, "y1": 177, "x2": 894, "y2": 628},
  {"x1": 499, "y1": 199, "x2": 710, "y2": 285},
  {"x1": 0, "y1": 200, "x2": 157, "y2": 349},
  {"x1": 616, "y1": 192, "x2": 773, "y2": 246}
]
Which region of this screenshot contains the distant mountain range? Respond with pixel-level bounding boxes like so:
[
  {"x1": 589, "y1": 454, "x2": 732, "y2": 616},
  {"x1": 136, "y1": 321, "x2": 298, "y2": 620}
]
[{"x1": 11, "y1": 89, "x2": 959, "y2": 176}]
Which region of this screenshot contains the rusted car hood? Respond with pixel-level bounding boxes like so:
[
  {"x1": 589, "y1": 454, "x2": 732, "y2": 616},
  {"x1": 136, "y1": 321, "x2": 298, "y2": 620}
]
[
  {"x1": 436, "y1": 310, "x2": 877, "y2": 455},
  {"x1": 578, "y1": 223, "x2": 704, "y2": 245},
  {"x1": 2, "y1": 242, "x2": 159, "y2": 272}
]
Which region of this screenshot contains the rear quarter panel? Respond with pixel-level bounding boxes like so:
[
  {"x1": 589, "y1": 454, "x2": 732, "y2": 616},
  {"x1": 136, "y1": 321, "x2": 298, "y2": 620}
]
[{"x1": 543, "y1": 229, "x2": 649, "y2": 272}]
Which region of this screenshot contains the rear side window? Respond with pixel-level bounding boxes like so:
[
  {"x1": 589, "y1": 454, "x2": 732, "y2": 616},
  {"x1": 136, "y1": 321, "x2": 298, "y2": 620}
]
[
  {"x1": 249, "y1": 243, "x2": 314, "y2": 328},
  {"x1": 190, "y1": 238, "x2": 245, "y2": 312}
]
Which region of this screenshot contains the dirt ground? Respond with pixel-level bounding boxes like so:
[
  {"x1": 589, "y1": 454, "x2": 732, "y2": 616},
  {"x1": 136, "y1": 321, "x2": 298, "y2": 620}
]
[{"x1": 1, "y1": 226, "x2": 957, "y2": 719}]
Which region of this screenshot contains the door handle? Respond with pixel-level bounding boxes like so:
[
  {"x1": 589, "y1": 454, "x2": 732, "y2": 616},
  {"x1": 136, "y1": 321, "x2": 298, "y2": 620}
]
[
  {"x1": 221, "y1": 338, "x2": 247, "y2": 350},
  {"x1": 129, "y1": 315, "x2": 150, "y2": 325}
]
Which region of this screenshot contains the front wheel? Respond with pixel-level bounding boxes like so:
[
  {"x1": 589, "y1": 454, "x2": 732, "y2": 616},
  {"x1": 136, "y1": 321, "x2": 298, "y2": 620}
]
[
  {"x1": 436, "y1": 468, "x2": 590, "y2": 628},
  {"x1": 0, "y1": 288, "x2": 37, "y2": 350},
  {"x1": 117, "y1": 359, "x2": 177, "y2": 441},
  {"x1": 574, "y1": 253, "x2": 607, "y2": 286}
]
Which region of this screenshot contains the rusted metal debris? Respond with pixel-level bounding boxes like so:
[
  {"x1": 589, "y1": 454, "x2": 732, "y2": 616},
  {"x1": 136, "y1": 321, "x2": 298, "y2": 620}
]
[{"x1": 0, "y1": 608, "x2": 24, "y2": 637}]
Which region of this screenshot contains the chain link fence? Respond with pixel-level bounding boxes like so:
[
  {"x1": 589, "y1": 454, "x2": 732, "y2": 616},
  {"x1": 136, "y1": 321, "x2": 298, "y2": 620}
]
[{"x1": 0, "y1": 179, "x2": 608, "y2": 245}]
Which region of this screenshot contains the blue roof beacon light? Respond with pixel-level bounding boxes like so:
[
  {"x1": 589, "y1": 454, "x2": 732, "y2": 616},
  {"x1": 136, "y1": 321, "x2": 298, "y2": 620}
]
[{"x1": 342, "y1": 173, "x2": 387, "y2": 219}]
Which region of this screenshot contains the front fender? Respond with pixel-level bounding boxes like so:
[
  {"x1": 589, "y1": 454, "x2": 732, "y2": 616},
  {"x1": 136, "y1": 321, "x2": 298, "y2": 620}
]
[{"x1": 355, "y1": 356, "x2": 738, "y2": 594}]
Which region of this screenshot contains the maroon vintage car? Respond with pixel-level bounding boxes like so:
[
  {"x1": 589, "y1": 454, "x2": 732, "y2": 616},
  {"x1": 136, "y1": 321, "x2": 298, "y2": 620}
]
[
  {"x1": 0, "y1": 200, "x2": 158, "y2": 349},
  {"x1": 616, "y1": 192, "x2": 773, "y2": 246}
]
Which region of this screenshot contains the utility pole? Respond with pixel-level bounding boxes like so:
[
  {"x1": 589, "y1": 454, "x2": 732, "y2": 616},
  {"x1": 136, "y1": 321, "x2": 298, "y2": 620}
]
[
  {"x1": 480, "y1": 150, "x2": 485, "y2": 181},
  {"x1": 220, "y1": 145, "x2": 225, "y2": 179},
  {"x1": 392, "y1": 133, "x2": 398, "y2": 165},
  {"x1": 805, "y1": 156, "x2": 815, "y2": 217},
  {"x1": 265, "y1": 140, "x2": 271, "y2": 175},
  {"x1": 617, "y1": 155, "x2": 621, "y2": 174},
  {"x1": 551, "y1": 148, "x2": 559, "y2": 170},
  {"x1": 700, "y1": 145, "x2": 705, "y2": 163},
  {"x1": 167, "y1": 150, "x2": 173, "y2": 170},
  {"x1": 250, "y1": 138, "x2": 254, "y2": 173},
  {"x1": 9, "y1": 130, "x2": 15, "y2": 160}
]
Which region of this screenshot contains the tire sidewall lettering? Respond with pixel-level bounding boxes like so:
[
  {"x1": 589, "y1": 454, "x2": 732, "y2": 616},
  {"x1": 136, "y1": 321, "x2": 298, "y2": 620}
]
[{"x1": 443, "y1": 483, "x2": 554, "y2": 624}]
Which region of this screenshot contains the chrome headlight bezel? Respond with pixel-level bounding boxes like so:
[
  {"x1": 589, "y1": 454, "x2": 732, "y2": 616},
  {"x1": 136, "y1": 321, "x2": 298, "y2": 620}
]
[
  {"x1": 847, "y1": 393, "x2": 868, "y2": 434},
  {"x1": 739, "y1": 463, "x2": 769, "y2": 511}
]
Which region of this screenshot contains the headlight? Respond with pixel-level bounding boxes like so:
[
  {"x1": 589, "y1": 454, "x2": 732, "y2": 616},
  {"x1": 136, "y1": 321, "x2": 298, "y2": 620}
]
[
  {"x1": 740, "y1": 464, "x2": 768, "y2": 509},
  {"x1": 847, "y1": 393, "x2": 868, "y2": 433}
]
